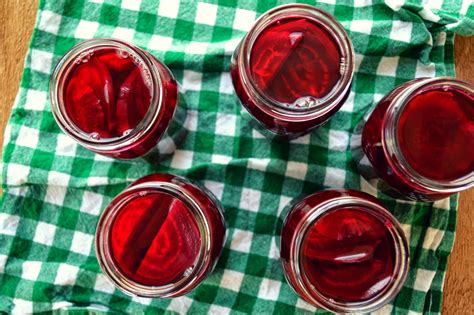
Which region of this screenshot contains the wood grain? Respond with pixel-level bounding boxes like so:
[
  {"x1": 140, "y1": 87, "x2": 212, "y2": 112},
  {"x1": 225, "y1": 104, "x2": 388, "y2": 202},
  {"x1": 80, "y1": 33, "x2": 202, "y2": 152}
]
[
  {"x1": 0, "y1": 0, "x2": 38, "y2": 151},
  {"x1": 0, "y1": 1, "x2": 472, "y2": 313},
  {"x1": 443, "y1": 35, "x2": 474, "y2": 315}
]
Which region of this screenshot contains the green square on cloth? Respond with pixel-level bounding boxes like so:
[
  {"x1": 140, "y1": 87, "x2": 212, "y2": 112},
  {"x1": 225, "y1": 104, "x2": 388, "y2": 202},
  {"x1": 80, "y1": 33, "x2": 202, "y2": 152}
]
[{"x1": 0, "y1": 0, "x2": 473, "y2": 313}]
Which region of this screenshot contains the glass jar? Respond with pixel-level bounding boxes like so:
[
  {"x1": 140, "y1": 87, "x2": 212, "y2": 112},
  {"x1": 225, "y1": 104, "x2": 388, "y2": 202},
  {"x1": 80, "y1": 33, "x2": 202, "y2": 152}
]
[
  {"x1": 279, "y1": 189, "x2": 409, "y2": 313},
  {"x1": 50, "y1": 38, "x2": 186, "y2": 160},
  {"x1": 95, "y1": 173, "x2": 227, "y2": 298},
  {"x1": 230, "y1": 4, "x2": 354, "y2": 139},
  {"x1": 354, "y1": 77, "x2": 473, "y2": 201}
]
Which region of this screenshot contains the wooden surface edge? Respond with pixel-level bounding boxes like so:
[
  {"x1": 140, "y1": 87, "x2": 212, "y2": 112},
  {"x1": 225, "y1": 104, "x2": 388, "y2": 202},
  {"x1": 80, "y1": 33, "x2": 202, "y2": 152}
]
[
  {"x1": 443, "y1": 35, "x2": 474, "y2": 315},
  {"x1": 0, "y1": 1, "x2": 473, "y2": 314},
  {"x1": 0, "y1": 0, "x2": 38, "y2": 159}
]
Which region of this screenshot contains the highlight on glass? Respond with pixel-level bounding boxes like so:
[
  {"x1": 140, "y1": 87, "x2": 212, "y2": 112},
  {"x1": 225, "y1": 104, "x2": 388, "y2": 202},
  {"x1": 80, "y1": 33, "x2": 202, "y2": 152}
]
[
  {"x1": 279, "y1": 189, "x2": 409, "y2": 313},
  {"x1": 95, "y1": 173, "x2": 227, "y2": 298},
  {"x1": 231, "y1": 4, "x2": 354, "y2": 139},
  {"x1": 356, "y1": 77, "x2": 473, "y2": 201},
  {"x1": 50, "y1": 38, "x2": 186, "y2": 160}
]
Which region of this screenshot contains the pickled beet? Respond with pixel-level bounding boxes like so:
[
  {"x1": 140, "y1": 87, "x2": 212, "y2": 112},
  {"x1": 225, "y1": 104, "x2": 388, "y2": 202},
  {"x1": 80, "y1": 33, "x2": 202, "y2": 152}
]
[
  {"x1": 397, "y1": 88, "x2": 474, "y2": 181},
  {"x1": 64, "y1": 48, "x2": 152, "y2": 138},
  {"x1": 250, "y1": 18, "x2": 341, "y2": 104},
  {"x1": 301, "y1": 207, "x2": 396, "y2": 302},
  {"x1": 110, "y1": 191, "x2": 201, "y2": 286}
]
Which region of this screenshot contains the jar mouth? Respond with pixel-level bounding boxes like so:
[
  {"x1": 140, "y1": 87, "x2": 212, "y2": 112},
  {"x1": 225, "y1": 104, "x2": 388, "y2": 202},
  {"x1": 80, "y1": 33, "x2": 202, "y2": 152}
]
[
  {"x1": 382, "y1": 77, "x2": 474, "y2": 193},
  {"x1": 237, "y1": 4, "x2": 354, "y2": 121},
  {"x1": 290, "y1": 195, "x2": 409, "y2": 313},
  {"x1": 95, "y1": 180, "x2": 211, "y2": 298},
  {"x1": 49, "y1": 38, "x2": 164, "y2": 153}
]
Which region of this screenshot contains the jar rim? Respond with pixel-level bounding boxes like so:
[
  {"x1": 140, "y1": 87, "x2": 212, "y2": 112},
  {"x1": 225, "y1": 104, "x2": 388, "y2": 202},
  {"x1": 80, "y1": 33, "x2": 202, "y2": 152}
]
[
  {"x1": 236, "y1": 4, "x2": 354, "y2": 121},
  {"x1": 287, "y1": 191, "x2": 409, "y2": 313},
  {"x1": 382, "y1": 77, "x2": 474, "y2": 193},
  {"x1": 95, "y1": 179, "x2": 212, "y2": 298},
  {"x1": 49, "y1": 38, "x2": 164, "y2": 153}
]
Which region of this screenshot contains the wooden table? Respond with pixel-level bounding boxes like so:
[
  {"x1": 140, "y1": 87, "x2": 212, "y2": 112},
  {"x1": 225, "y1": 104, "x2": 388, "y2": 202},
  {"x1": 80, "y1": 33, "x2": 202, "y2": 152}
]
[{"x1": 0, "y1": 1, "x2": 472, "y2": 313}]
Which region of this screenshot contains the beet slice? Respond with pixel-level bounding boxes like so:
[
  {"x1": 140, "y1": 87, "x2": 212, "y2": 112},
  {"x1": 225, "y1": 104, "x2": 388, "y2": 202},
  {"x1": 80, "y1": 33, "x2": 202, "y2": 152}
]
[
  {"x1": 115, "y1": 69, "x2": 140, "y2": 134},
  {"x1": 134, "y1": 199, "x2": 201, "y2": 285},
  {"x1": 312, "y1": 258, "x2": 391, "y2": 301},
  {"x1": 63, "y1": 47, "x2": 158, "y2": 139},
  {"x1": 115, "y1": 68, "x2": 151, "y2": 134},
  {"x1": 250, "y1": 18, "x2": 341, "y2": 103},
  {"x1": 303, "y1": 217, "x2": 386, "y2": 264},
  {"x1": 65, "y1": 78, "x2": 107, "y2": 135},
  {"x1": 301, "y1": 208, "x2": 396, "y2": 302},
  {"x1": 98, "y1": 51, "x2": 135, "y2": 74},
  {"x1": 398, "y1": 89, "x2": 474, "y2": 181},
  {"x1": 120, "y1": 195, "x2": 172, "y2": 274},
  {"x1": 251, "y1": 29, "x2": 296, "y2": 90},
  {"x1": 110, "y1": 192, "x2": 201, "y2": 286},
  {"x1": 262, "y1": 31, "x2": 304, "y2": 91},
  {"x1": 133, "y1": 70, "x2": 152, "y2": 118},
  {"x1": 303, "y1": 234, "x2": 382, "y2": 263},
  {"x1": 71, "y1": 58, "x2": 115, "y2": 132}
]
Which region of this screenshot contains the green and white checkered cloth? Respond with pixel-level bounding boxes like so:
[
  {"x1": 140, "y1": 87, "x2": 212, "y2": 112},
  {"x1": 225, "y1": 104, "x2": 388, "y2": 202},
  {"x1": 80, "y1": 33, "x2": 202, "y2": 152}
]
[{"x1": 1, "y1": 0, "x2": 473, "y2": 313}]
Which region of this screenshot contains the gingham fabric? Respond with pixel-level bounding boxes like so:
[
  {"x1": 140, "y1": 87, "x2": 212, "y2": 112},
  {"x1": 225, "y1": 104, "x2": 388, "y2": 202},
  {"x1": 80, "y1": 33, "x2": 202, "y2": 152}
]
[{"x1": 1, "y1": 0, "x2": 473, "y2": 313}]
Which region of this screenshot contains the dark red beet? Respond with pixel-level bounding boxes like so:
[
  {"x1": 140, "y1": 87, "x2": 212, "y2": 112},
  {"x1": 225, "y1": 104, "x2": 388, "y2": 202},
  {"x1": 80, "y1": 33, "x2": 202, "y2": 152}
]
[
  {"x1": 64, "y1": 48, "x2": 152, "y2": 138},
  {"x1": 65, "y1": 80, "x2": 107, "y2": 135},
  {"x1": 301, "y1": 208, "x2": 396, "y2": 302},
  {"x1": 397, "y1": 88, "x2": 474, "y2": 181},
  {"x1": 98, "y1": 51, "x2": 135, "y2": 73},
  {"x1": 116, "y1": 68, "x2": 141, "y2": 134},
  {"x1": 250, "y1": 18, "x2": 341, "y2": 104},
  {"x1": 110, "y1": 191, "x2": 201, "y2": 286},
  {"x1": 134, "y1": 69, "x2": 152, "y2": 118}
]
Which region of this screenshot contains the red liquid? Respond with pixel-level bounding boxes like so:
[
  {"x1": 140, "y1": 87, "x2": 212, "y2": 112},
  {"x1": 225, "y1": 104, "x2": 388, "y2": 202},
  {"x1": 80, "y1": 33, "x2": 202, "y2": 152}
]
[
  {"x1": 250, "y1": 18, "x2": 341, "y2": 104},
  {"x1": 110, "y1": 191, "x2": 201, "y2": 286},
  {"x1": 362, "y1": 81, "x2": 473, "y2": 200},
  {"x1": 301, "y1": 207, "x2": 395, "y2": 302},
  {"x1": 64, "y1": 48, "x2": 152, "y2": 138},
  {"x1": 397, "y1": 88, "x2": 474, "y2": 181}
]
